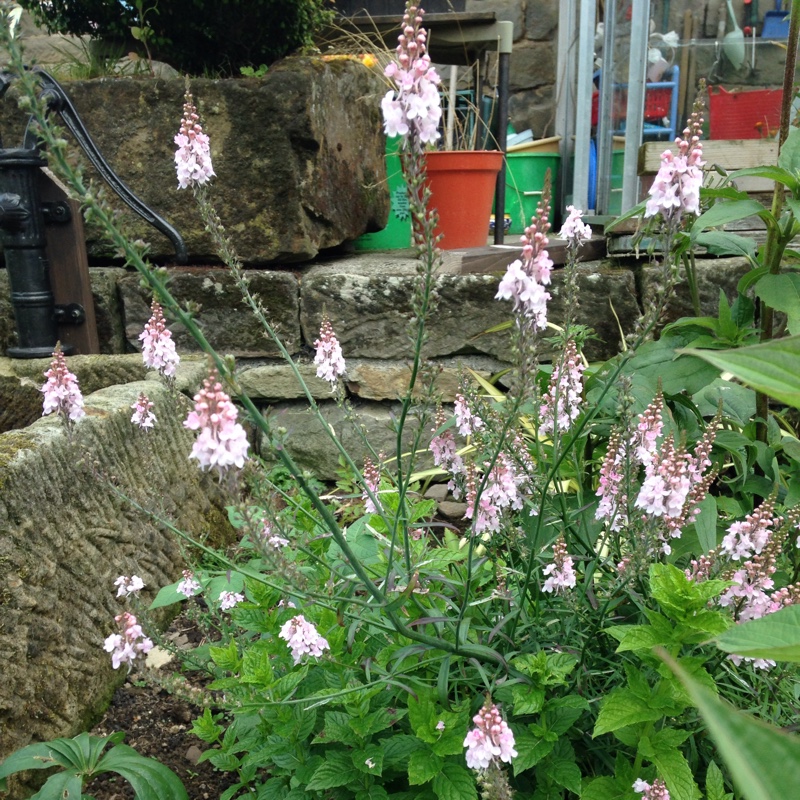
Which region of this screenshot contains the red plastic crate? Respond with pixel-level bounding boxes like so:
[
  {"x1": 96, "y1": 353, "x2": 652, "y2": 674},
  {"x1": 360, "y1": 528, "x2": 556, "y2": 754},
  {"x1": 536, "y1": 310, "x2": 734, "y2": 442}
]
[
  {"x1": 644, "y1": 88, "x2": 672, "y2": 122},
  {"x1": 707, "y1": 85, "x2": 783, "y2": 139}
]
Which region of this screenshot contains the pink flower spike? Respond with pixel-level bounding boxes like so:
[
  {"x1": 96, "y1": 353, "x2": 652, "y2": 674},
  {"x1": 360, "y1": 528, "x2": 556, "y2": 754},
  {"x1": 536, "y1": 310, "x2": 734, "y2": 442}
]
[
  {"x1": 184, "y1": 370, "x2": 249, "y2": 474},
  {"x1": 278, "y1": 615, "x2": 330, "y2": 664},
  {"x1": 174, "y1": 90, "x2": 215, "y2": 190},
  {"x1": 314, "y1": 317, "x2": 346, "y2": 386},
  {"x1": 464, "y1": 698, "x2": 517, "y2": 771},
  {"x1": 541, "y1": 535, "x2": 577, "y2": 594},
  {"x1": 177, "y1": 570, "x2": 201, "y2": 598},
  {"x1": 139, "y1": 300, "x2": 180, "y2": 378},
  {"x1": 218, "y1": 590, "x2": 244, "y2": 611},
  {"x1": 114, "y1": 575, "x2": 145, "y2": 598},
  {"x1": 131, "y1": 392, "x2": 156, "y2": 430},
  {"x1": 104, "y1": 611, "x2": 153, "y2": 671},
  {"x1": 362, "y1": 456, "x2": 381, "y2": 513},
  {"x1": 633, "y1": 777, "x2": 671, "y2": 800},
  {"x1": 559, "y1": 206, "x2": 592, "y2": 244},
  {"x1": 41, "y1": 343, "x2": 85, "y2": 423}
]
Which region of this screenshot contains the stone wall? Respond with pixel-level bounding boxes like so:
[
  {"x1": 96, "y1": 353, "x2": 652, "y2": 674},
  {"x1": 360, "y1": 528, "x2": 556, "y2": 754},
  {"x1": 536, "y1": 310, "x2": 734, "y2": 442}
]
[{"x1": 0, "y1": 377, "x2": 234, "y2": 792}]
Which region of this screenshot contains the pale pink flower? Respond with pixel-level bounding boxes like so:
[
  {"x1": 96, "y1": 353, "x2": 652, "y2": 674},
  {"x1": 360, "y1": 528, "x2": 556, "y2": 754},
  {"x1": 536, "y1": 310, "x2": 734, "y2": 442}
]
[
  {"x1": 130, "y1": 392, "x2": 156, "y2": 430},
  {"x1": 362, "y1": 457, "x2": 381, "y2": 513},
  {"x1": 114, "y1": 575, "x2": 144, "y2": 598},
  {"x1": 633, "y1": 778, "x2": 670, "y2": 800},
  {"x1": 41, "y1": 343, "x2": 85, "y2": 422},
  {"x1": 595, "y1": 429, "x2": 629, "y2": 532},
  {"x1": 177, "y1": 570, "x2": 201, "y2": 598},
  {"x1": 436, "y1": 720, "x2": 446, "y2": 731},
  {"x1": 365, "y1": 758, "x2": 376, "y2": 769},
  {"x1": 464, "y1": 699, "x2": 517, "y2": 770},
  {"x1": 645, "y1": 113, "x2": 704, "y2": 223},
  {"x1": 103, "y1": 611, "x2": 153, "y2": 670},
  {"x1": 454, "y1": 393, "x2": 484, "y2": 437},
  {"x1": 184, "y1": 370, "x2": 249, "y2": 473},
  {"x1": 632, "y1": 392, "x2": 664, "y2": 466},
  {"x1": 139, "y1": 300, "x2": 180, "y2": 378},
  {"x1": 430, "y1": 407, "x2": 464, "y2": 474},
  {"x1": 559, "y1": 205, "x2": 591, "y2": 244},
  {"x1": 381, "y1": 7, "x2": 442, "y2": 150},
  {"x1": 539, "y1": 339, "x2": 584, "y2": 435},
  {"x1": 542, "y1": 535, "x2": 577, "y2": 594},
  {"x1": 218, "y1": 590, "x2": 244, "y2": 611},
  {"x1": 279, "y1": 615, "x2": 330, "y2": 664},
  {"x1": 496, "y1": 199, "x2": 552, "y2": 331},
  {"x1": 174, "y1": 91, "x2": 215, "y2": 190},
  {"x1": 720, "y1": 501, "x2": 776, "y2": 561},
  {"x1": 314, "y1": 317, "x2": 346, "y2": 386}
]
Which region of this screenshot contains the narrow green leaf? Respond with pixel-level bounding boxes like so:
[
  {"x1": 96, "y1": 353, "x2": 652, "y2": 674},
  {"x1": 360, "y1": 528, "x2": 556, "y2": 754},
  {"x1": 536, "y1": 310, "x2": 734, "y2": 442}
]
[
  {"x1": 694, "y1": 495, "x2": 718, "y2": 554},
  {"x1": 684, "y1": 336, "x2": 800, "y2": 409},
  {"x1": 663, "y1": 652, "x2": 800, "y2": 800},
  {"x1": 431, "y1": 763, "x2": 477, "y2": 800},
  {"x1": 694, "y1": 231, "x2": 757, "y2": 260},
  {"x1": 729, "y1": 165, "x2": 799, "y2": 193},
  {"x1": 713, "y1": 604, "x2": 800, "y2": 661}
]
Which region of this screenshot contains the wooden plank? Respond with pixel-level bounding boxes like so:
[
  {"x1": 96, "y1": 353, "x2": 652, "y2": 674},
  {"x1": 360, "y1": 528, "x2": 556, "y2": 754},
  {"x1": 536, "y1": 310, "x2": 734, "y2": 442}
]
[
  {"x1": 460, "y1": 234, "x2": 606, "y2": 274},
  {"x1": 638, "y1": 139, "x2": 778, "y2": 175},
  {"x1": 39, "y1": 169, "x2": 100, "y2": 354}
]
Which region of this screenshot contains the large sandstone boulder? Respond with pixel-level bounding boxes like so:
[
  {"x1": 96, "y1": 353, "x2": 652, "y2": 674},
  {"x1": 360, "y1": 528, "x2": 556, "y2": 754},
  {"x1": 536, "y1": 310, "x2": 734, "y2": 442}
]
[
  {"x1": 0, "y1": 380, "x2": 233, "y2": 780},
  {"x1": 0, "y1": 59, "x2": 389, "y2": 263}
]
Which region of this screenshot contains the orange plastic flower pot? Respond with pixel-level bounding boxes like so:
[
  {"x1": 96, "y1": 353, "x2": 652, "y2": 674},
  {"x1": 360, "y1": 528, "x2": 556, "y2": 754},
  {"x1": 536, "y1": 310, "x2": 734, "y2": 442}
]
[{"x1": 424, "y1": 151, "x2": 504, "y2": 250}]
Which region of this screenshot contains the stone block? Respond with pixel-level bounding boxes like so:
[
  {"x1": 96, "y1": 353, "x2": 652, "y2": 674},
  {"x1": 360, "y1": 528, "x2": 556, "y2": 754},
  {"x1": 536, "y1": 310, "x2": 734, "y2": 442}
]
[
  {"x1": 260, "y1": 400, "x2": 424, "y2": 481},
  {"x1": 301, "y1": 256, "x2": 638, "y2": 364},
  {"x1": 0, "y1": 380, "x2": 232, "y2": 775},
  {"x1": 466, "y1": 0, "x2": 524, "y2": 41},
  {"x1": 118, "y1": 268, "x2": 301, "y2": 357},
  {"x1": 524, "y1": 0, "x2": 558, "y2": 40},
  {"x1": 0, "y1": 354, "x2": 148, "y2": 434},
  {"x1": 509, "y1": 86, "x2": 556, "y2": 139},
  {"x1": 639, "y1": 256, "x2": 751, "y2": 326},
  {"x1": 0, "y1": 61, "x2": 389, "y2": 264},
  {"x1": 509, "y1": 41, "x2": 555, "y2": 92},
  {"x1": 345, "y1": 355, "x2": 507, "y2": 401},
  {"x1": 237, "y1": 359, "x2": 335, "y2": 401}
]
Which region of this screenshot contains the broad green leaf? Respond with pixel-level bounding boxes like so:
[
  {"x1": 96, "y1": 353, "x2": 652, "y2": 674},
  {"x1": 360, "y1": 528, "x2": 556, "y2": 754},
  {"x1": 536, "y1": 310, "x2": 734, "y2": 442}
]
[
  {"x1": 305, "y1": 751, "x2": 357, "y2": 791},
  {"x1": 190, "y1": 709, "x2": 223, "y2": 744},
  {"x1": 755, "y1": 274, "x2": 800, "y2": 334},
  {"x1": 694, "y1": 230, "x2": 757, "y2": 260},
  {"x1": 581, "y1": 776, "x2": 628, "y2": 800},
  {"x1": 685, "y1": 336, "x2": 800, "y2": 409},
  {"x1": 649, "y1": 744, "x2": 701, "y2": 800},
  {"x1": 713, "y1": 604, "x2": 800, "y2": 661},
  {"x1": 0, "y1": 742, "x2": 70, "y2": 781},
  {"x1": 664, "y1": 652, "x2": 800, "y2": 800},
  {"x1": 607, "y1": 624, "x2": 662, "y2": 653},
  {"x1": 353, "y1": 745, "x2": 383, "y2": 776},
  {"x1": 691, "y1": 199, "x2": 767, "y2": 241},
  {"x1": 691, "y1": 379, "x2": 756, "y2": 425},
  {"x1": 511, "y1": 728, "x2": 555, "y2": 775},
  {"x1": 95, "y1": 746, "x2": 188, "y2": 800},
  {"x1": 380, "y1": 734, "x2": 425, "y2": 767},
  {"x1": 705, "y1": 761, "x2": 733, "y2": 800},
  {"x1": 312, "y1": 711, "x2": 360, "y2": 746},
  {"x1": 149, "y1": 580, "x2": 189, "y2": 610},
  {"x1": 355, "y1": 787, "x2": 390, "y2": 800},
  {"x1": 511, "y1": 684, "x2": 545, "y2": 715},
  {"x1": 729, "y1": 165, "x2": 799, "y2": 193},
  {"x1": 29, "y1": 770, "x2": 83, "y2": 799},
  {"x1": 593, "y1": 688, "x2": 662, "y2": 736},
  {"x1": 209, "y1": 640, "x2": 241, "y2": 673},
  {"x1": 777, "y1": 127, "x2": 800, "y2": 174},
  {"x1": 542, "y1": 758, "x2": 582, "y2": 794},
  {"x1": 431, "y1": 763, "x2": 477, "y2": 800},
  {"x1": 408, "y1": 749, "x2": 444, "y2": 785}
]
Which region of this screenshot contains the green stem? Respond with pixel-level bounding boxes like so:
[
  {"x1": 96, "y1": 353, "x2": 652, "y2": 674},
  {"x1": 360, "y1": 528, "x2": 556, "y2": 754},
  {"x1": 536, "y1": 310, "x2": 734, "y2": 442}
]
[{"x1": 756, "y1": 0, "x2": 800, "y2": 442}]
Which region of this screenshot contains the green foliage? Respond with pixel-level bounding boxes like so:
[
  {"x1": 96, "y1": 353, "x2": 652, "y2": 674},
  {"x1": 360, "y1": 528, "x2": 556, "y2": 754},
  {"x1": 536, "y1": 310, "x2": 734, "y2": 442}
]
[
  {"x1": 18, "y1": 0, "x2": 335, "y2": 75},
  {"x1": 0, "y1": 732, "x2": 187, "y2": 799}
]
